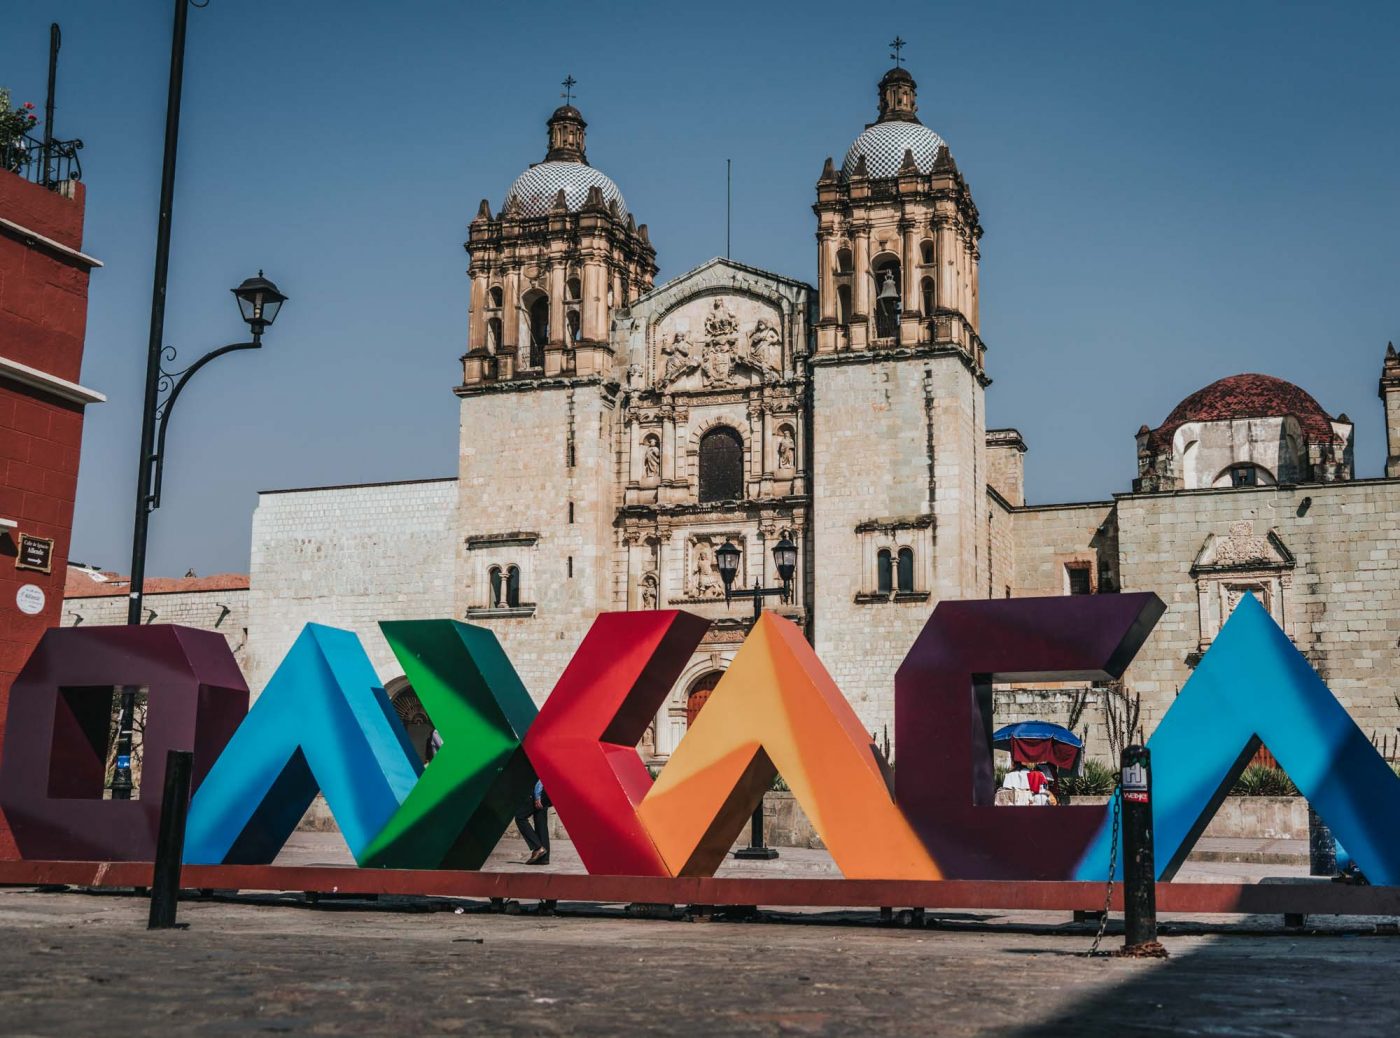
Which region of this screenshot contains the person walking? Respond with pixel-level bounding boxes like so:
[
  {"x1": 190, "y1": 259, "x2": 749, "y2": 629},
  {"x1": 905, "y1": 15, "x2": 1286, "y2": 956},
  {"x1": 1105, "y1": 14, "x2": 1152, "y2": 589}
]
[{"x1": 515, "y1": 780, "x2": 551, "y2": 865}]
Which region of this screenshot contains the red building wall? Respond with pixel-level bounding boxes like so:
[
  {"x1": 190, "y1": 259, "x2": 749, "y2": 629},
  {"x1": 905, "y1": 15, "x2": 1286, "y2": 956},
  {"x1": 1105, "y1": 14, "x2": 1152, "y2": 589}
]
[{"x1": 0, "y1": 170, "x2": 100, "y2": 834}]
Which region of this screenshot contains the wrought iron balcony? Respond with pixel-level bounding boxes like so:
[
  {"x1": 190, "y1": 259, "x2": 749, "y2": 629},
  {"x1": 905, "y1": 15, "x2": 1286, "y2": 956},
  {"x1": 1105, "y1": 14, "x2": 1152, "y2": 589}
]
[{"x1": 2, "y1": 132, "x2": 84, "y2": 190}]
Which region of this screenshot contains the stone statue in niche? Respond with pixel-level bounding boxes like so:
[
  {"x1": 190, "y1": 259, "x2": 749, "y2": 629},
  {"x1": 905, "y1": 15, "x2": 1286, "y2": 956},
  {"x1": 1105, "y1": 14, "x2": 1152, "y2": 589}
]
[
  {"x1": 691, "y1": 539, "x2": 724, "y2": 599},
  {"x1": 640, "y1": 573, "x2": 658, "y2": 610},
  {"x1": 642, "y1": 434, "x2": 661, "y2": 479},
  {"x1": 749, "y1": 318, "x2": 782, "y2": 374},
  {"x1": 776, "y1": 427, "x2": 795, "y2": 470}
]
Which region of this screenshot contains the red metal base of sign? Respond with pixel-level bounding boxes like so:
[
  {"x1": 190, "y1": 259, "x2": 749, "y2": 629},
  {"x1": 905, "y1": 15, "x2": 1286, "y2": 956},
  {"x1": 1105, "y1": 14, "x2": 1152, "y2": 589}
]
[{"x1": 2, "y1": 859, "x2": 1398, "y2": 916}]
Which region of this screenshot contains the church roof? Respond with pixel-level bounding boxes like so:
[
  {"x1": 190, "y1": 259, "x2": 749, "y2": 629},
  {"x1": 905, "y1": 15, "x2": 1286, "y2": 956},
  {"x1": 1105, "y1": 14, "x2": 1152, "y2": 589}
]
[
  {"x1": 1147, "y1": 373, "x2": 1343, "y2": 451},
  {"x1": 842, "y1": 120, "x2": 945, "y2": 179},
  {"x1": 504, "y1": 160, "x2": 629, "y2": 219},
  {"x1": 624, "y1": 256, "x2": 813, "y2": 312}
]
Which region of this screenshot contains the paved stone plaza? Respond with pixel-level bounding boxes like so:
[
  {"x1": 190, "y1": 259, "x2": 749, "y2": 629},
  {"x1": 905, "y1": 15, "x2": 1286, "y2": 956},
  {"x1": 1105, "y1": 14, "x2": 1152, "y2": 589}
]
[
  {"x1": 2, "y1": 883, "x2": 1399, "y2": 1037},
  {"x1": 1, "y1": 835, "x2": 1396, "y2": 1036}
]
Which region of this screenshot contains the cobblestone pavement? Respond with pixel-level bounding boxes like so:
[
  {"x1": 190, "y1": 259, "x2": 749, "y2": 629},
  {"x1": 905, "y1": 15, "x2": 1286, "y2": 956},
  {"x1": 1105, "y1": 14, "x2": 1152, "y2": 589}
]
[
  {"x1": 2, "y1": 886, "x2": 1399, "y2": 1037},
  {"x1": 0, "y1": 834, "x2": 1384, "y2": 1036}
]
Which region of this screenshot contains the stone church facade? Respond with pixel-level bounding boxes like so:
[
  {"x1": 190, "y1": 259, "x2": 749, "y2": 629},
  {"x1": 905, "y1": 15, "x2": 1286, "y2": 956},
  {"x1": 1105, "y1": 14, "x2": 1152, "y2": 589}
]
[{"x1": 241, "y1": 66, "x2": 1400, "y2": 762}]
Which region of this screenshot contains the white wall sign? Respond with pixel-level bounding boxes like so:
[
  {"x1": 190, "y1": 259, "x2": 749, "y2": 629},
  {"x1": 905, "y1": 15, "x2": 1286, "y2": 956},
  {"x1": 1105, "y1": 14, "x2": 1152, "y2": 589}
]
[{"x1": 16, "y1": 583, "x2": 46, "y2": 616}]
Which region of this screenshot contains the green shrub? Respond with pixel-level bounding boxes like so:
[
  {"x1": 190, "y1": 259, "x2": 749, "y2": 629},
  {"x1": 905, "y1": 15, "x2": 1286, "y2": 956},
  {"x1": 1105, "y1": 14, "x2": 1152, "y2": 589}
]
[
  {"x1": 1230, "y1": 764, "x2": 1297, "y2": 796},
  {"x1": 1060, "y1": 759, "x2": 1117, "y2": 797}
]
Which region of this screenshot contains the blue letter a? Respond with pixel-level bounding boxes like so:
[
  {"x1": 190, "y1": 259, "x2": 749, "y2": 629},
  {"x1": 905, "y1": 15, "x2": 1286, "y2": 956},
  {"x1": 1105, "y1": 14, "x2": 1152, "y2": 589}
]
[
  {"x1": 1076, "y1": 594, "x2": 1400, "y2": 884},
  {"x1": 185, "y1": 624, "x2": 420, "y2": 864}
]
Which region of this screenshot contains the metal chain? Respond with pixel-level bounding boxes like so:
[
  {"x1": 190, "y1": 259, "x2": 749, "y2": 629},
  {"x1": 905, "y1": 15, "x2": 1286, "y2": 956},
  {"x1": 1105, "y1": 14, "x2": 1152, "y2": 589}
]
[{"x1": 1085, "y1": 780, "x2": 1122, "y2": 957}]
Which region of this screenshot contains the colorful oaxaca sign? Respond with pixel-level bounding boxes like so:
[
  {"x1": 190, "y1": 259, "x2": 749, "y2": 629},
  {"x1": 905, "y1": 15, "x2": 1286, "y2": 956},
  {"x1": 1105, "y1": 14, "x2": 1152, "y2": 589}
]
[{"x1": 2, "y1": 593, "x2": 1398, "y2": 885}]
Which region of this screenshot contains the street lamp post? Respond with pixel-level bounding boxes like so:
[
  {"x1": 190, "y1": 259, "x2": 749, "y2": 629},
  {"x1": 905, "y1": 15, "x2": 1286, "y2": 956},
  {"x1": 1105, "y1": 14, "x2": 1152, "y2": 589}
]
[
  {"x1": 714, "y1": 534, "x2": 799, "y2": 860},
  {"x1": 109, "y1": 273, "x2": 287, "y2": 800}
]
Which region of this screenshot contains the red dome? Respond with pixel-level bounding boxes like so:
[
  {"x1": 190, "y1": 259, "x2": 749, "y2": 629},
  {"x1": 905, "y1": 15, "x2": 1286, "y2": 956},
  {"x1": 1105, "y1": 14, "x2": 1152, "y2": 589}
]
[{"x1": 1148, "y1": 374, "x2": 1341, "y2": 451}]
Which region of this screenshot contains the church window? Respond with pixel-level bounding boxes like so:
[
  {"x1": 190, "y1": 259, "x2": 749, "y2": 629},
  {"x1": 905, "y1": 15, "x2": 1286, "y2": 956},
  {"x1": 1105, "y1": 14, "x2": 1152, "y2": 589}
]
[
  {"x1": 698, "y1": 426, "x2": 745, "y2": 503},
  {"x1": 568, "y1": 501, "x2": 574, "y2": 523},
  {"x1": 526, "y1": 293, "x2": 549, "y2": 368},
  {"x1": 919, "y1": 240, "x2": 934, "y2": 265},
  {"x1": 835, "y1": 248, "x2": 853, "y2": 273},
  {"x1": 1066, "y1": 564, "x2": 1092, "y2": 596},
  {"x1": 486, "y1": 317, "x2": 502, "y2": 353},
  {"x1": 488, "y1": 286, "x2": 503, "y2": 308},
  {"x1": 921, "y1": 277, "x2": 935, "y2": 317},
  {"x1": 488, "y1": 566, "x2": 503, "y2": 607},
  {"x1": 505, "y1": 565, "x2": 521, "y2": 608},
  {"x1": 896, "y1": 547, "x2": 914, "y2": 593},
  {"x1": 1229, "y1": 464, "x2": 1260, "y2": 487},
  {"x1": 566, "y1": 277, "x2": 581, "y2": 301},
  {"x1": 567, "y1": 556, "x2": 573, "y2": 579},
  {"x1": 567, "y1": 309, "x2": 581, "y2": 342},
  {"x1": 877, "y1": 549, "x2": 893, "y2": 594},
  {"x1": 837, "y1": 284, "x2": 852, "y2": 326}
]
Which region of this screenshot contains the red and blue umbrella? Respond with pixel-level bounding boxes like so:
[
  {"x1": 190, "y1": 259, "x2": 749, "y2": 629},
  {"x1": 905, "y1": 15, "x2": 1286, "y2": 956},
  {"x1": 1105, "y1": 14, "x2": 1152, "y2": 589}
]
[{"x1": 992, "y1": 720, "x2": 1083, "y2": 771}]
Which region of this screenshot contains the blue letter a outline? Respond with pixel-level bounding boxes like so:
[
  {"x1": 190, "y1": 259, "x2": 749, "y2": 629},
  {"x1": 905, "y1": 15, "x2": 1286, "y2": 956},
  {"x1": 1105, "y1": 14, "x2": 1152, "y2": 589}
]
[
  {"x1": 1076, "y1": 594, "x2": 1400, "y2": 884},
  {"x1": 185, "y1": 624, "x2": 420, "y2": 864}
]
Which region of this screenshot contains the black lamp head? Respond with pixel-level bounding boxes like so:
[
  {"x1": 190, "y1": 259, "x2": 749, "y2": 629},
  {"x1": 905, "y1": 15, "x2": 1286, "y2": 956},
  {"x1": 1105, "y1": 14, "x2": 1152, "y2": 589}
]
[{"x1": 232, "y1": 271, "x2": 287, "y2": 335}]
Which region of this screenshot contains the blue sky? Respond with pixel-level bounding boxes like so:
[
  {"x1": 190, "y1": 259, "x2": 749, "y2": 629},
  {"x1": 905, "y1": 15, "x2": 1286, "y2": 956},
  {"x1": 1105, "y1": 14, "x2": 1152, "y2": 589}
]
[{"x1": 4, "y1": 1, "x2": 1398, "y2": 576}]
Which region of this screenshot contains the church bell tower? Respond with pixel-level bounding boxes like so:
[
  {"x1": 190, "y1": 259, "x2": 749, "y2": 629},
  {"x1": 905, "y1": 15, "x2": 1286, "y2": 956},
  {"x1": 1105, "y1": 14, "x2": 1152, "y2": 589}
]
[
  {"x1": 453, "y1": 92, "x2": 656, "y2": 700},
  {"x1": 808, "y1": 56, "x2": 992, "y2": 738},
  {"x1": 460, "y1": 100, "x2": 656, "y2": 386}
]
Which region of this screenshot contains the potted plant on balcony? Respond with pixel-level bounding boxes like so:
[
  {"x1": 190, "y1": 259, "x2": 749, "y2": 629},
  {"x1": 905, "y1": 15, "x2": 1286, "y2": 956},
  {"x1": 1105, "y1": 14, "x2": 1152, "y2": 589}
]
[{"x1": 1, "y1": 89, "x2": 39, "y2": 173}]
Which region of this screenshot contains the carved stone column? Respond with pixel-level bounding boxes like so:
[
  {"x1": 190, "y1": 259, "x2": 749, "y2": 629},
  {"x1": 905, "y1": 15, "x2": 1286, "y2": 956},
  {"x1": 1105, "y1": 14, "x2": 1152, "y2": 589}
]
[
  {"x1": 581, "y1": 260, "x2": 604, "y2": 342},
  {"x1": 854, "y1": 227, "x2": 871, "y2": 317},
  {"x1": 502, "y1": 268, "x2": 520, "y2": 350},
  {"x1": 467, "y1": 269, "x2": 487, "y2": 351},
  {"x1": 627, "y1": 418, "x2": 643, "y2": 485},
  {"x1": 900, "y1": 220, "x2": 919, "y2": 345},
  {"x1": 747, "y1": 401, "x2": 764, "y2": 496},
  {"x1": 818, "y1": 235, "x2": 836, "y2": 322},
  {"x1": 548, "y1": 262, "x2": 566, "y2": 347},
  {"x1": 936, "y1": 217, "x2": 955, "y2": 325},
  {"x1": 661, "y1": 408, "x2": 676, "y2": 481},
  {"x1": 853, "y1": 226, "x2": 871, "y2": 348}
]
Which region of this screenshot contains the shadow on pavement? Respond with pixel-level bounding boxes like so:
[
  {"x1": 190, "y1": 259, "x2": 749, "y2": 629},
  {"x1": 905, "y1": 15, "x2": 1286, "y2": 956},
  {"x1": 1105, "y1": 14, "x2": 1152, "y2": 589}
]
[{"x1": 1013, "y1": 935, "x2": 1400, "y2": 1037}]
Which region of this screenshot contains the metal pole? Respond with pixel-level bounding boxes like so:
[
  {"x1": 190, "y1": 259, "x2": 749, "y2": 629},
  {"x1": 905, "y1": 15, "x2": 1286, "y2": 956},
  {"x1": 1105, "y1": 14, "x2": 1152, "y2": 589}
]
[
  {"x1": 1119, "y1": 745, "x2": 1164, "y2": 955},
  {"x1": 734, "y1": 583, "x2": 779, "y2": 861},
  {"x1": 147, "y1": 749, "x2": 193, "y2": 929},
  {"x1": 41, "y1": 24, "x2": 59, "y2": 187},
  {"x1": 725, "y1": 158, "x2": 731, "y2": 259},
  {"x1": 113, "y1": 0, "x2": 189, "y2": 800}
]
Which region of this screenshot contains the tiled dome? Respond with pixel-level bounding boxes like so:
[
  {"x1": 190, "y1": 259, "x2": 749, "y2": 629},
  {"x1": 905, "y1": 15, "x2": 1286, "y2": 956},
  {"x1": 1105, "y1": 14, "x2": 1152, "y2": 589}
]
[
  {"x1": 1148, "y1": 374, "x2": 1341, "y2": 450},
  {"x1": 842, "y1": 121, "x2": 945, "y2": 179},
  {"x1": 504, "y1": 161, "x2": 629, "y2": 219}
]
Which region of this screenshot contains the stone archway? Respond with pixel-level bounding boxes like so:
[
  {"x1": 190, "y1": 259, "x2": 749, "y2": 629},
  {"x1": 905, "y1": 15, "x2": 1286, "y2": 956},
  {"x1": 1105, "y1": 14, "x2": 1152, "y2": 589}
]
[{"x1": 686, "y1": 670, "x2": 724, "y2": 728}]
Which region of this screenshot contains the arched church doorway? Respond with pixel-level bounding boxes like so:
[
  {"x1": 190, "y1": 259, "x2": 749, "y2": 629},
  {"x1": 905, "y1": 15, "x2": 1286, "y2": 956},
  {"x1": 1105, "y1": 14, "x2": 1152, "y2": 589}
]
[
  {"x1": 686, "y1": 670, "x2": 724, "y2": 728},
  {"x1": 387, "y1": 678, "x2": 434, "y2": 765}
]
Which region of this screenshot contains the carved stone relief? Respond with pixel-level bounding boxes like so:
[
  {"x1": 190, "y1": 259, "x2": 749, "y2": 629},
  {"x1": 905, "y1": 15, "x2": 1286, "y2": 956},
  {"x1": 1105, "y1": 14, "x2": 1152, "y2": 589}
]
[
  {"x1": 1192, "y1": 521, "x2": 1294, "y2": 649},
  {"x1": 653, "y1": 295, "x2": 784, "y2": 390},
  {"x1": 687, "y1": 533, "x2": 744, "y2": 600}
]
